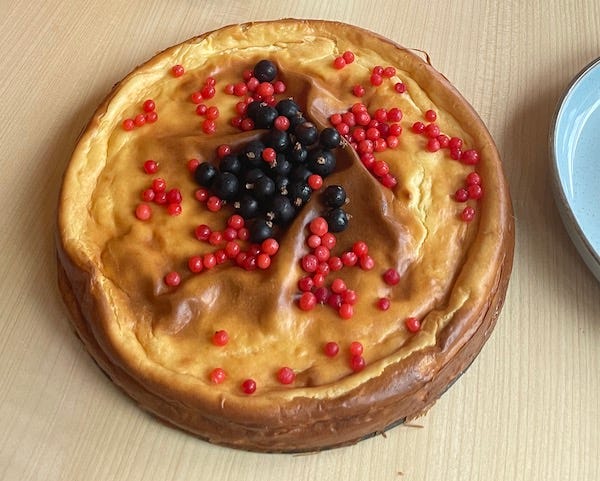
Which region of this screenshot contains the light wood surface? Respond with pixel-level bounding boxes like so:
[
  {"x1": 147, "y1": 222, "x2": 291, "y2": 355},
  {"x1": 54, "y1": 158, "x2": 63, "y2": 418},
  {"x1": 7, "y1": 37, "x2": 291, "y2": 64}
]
[{"x1": 1, "y1": 1, "x2": 599, "y2": 480}]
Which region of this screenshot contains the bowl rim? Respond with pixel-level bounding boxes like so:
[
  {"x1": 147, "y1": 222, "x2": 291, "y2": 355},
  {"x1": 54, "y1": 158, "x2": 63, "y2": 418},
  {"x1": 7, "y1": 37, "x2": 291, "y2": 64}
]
[{"x1": 549, "y1": 55, "x2": 600, "y2": 280}]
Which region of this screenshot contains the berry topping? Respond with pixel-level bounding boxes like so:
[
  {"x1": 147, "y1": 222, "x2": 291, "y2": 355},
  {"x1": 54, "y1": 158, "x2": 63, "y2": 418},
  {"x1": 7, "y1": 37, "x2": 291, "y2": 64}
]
[
  {"x1": 253, "y1": 59, "x2": 278, "y2": 82},
  {"x1": 324, "y1": 341, "x2": 340, "y2": 357},
  {"x1": 277, "y1": 367, "x2": 296, "y2": 385},
  {"x1": 241, "y1": 379, "x2": 257, "y2": 394}
]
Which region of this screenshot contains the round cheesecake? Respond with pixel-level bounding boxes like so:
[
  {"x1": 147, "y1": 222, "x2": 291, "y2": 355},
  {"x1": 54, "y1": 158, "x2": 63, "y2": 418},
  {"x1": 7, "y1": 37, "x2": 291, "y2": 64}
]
[{"x1": 57, "y1": 19, "x2": 514, "y2": 452}]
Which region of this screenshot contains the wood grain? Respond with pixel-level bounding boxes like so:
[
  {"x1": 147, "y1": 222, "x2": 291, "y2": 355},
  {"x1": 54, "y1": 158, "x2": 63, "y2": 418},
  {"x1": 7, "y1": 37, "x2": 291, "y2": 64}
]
[{"x1": 0, "y1": 1, "x2": 598, "y2": 480}]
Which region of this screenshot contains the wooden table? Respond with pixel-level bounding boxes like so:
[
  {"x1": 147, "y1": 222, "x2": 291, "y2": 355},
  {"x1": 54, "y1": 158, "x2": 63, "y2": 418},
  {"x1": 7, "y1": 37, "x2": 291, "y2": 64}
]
[{"x1": 1, "y1": 1, "x2": 599, "y2": 479}]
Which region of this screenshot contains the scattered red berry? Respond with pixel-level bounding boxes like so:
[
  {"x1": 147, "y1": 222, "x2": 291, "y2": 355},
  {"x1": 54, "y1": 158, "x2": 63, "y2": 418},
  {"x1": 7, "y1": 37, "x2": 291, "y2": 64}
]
[
  {"x1": 461, "y1": 149, "x2": 480, "y2": 165},
  {"x1": 425, "y1": 109, "x2": 437, "y2": 122},
  {"x1": 277, "y1": 367, "x2": 296, "y2": 385},
  {"x1": 342, "y1": 51, "x2": 355, "y2": 64},
  {"x1": 338, "y1": 303, "x2": 354, "y2": 319},
  {"x1": 394, "y1": 82, "x2": 406, "y2": 93},
  {"x1": 466, "y1": 172, "x2": 481, "y2": 185},
  {"x1": 350, "y1": 355, "x2": 366, "y2": 372},
  {"x1": 212, "y1": 330, "x2": 229, "y2": 346},
  {"x1": 349, "y1": 341, "x2": 363, "y2": 356},
  {"x1": 135, "y1": 203, "x2": 152, "y2": 220},
  {"x1": 142, "y1": 99, "x2": 156, "y2": 112},
  {"x1": 261, "y1": 238, "x2": 279, "y2": 256},
  {"x1": 308, "y1": 174, "x2": 323, "y2": 190},
  {"x1": 382, "y1": 268, "x2": 400, "y2": 285},
  {"x1": 333, "y1": 56, "x2": 346, "y2": 69},
  {"x1": 188, "y1": 256, "x2": 203, "y2": 273},
  {"x1": 206, "y1": 196, "x2": 222, "y2": 212},
  {"x1": 359, "y1": 254, "x2": 375, "y2": 270},
  {"x1": 122, "y1": 118, "x2": 135, "y2": 131},
  {"x1": 405, "y1": 317, "x2": 421, "y2": 333},
  {"x1": 352, "y1": 84, "x2": 366, "y2": 97},
  {"x1": 241, "y1": 379, "x2": 256, "y2": 394},
  {"x1": 298, "y1": 291, "x2": 317, "y2": 311},
  {"x1": 164, "y1": 271, "x2": 181, "y2": 287},
  {"x1": 324, "y1": 341, "x2": 340, "y2": 357},
  {"x1": 309, "y1": 217, "x2": 329, "y2": 236},
  {"x1": 454, "y1": 188, "x2": 469, "y2": 202},
  {"x1": 467, "y1": 184, "x2": 483, "y2": 200},
  {"x1": 171, "y1": 64, "x2": 184, "y2": 77},
  {"x1": 167, "y1": 203, "x2": 182, "y2": 216},
  {"x1": 331, "y1": 278, "x2": 347, "y2": 294},
  {"x1": 377, "y1": 297, "x2": 391, "y2": 311},
  {"x1": 152, "y1": 178, "x2": 166, "y2": 193},
  {"x1": 383, "y1": 66, "x2": 396, "y2": 78},
  {"x1": 461, "y1": 206, "x2": 476, "y2": 222},
  {"x1": 210, "y1": 367, "x2": 226, "y2": 384}
]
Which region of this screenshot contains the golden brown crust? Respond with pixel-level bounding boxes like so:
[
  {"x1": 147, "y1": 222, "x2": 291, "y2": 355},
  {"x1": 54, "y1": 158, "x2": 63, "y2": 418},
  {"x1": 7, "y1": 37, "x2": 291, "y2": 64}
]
[{"x1": 57, "y1": 19, "x2": 514, "y2": 452}]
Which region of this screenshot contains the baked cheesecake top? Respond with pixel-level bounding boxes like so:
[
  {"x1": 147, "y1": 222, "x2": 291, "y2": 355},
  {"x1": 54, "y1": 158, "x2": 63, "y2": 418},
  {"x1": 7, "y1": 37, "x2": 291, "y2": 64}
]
[{"x1": 58, "y1": 20, "x2": 510, "y2": 413}]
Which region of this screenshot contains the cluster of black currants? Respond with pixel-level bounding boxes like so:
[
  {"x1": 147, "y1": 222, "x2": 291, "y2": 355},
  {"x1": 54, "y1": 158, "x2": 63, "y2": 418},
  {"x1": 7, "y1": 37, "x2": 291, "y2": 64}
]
[{"x1": 194, "y1": 95, "x2": 345, "y2": 243}]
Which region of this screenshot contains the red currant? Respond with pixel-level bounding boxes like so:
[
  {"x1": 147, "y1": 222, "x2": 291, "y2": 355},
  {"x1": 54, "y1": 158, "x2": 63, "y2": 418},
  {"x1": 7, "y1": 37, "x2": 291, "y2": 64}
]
[
  {"x1": 164, "y1": 271, "x2": 181, "y2": 287},
  {"x1": 122, "y1": 118, "x2": 135, "y2": 131},
  {"x1": 461, "y1": 206, "x2": 476, "y2": 222},
  {"x1": 309, "y1": 217, "x2": 329, "y2": 236},
  {"x1": 324, "y1": 341, "x2": 339, "y2": 357},
  {"x1": 135, "y1": 203, "x2": 152, "y2": 220},
  {"x1": 405, "y1": 317, "x2": 421, "y2": 333},
  {"x1": 349, "y1": 341, "x2": 363, "y2": 356},
  {"x1": 350, "y1": 355, "x2": 366, "y2": 372},
  {"x1": 241, "y1": 379, "x2": 256, "y2": 394},
  {"x1": 333, "y1": 56, "x2": 346, "y2": 69},
  {"x1": 308, "y1": 174, "x2": 323, "y2": 190},
  {"x1": 338, "y1": 303, "x2": 354, "y2": 319},
  {"x1": 298, "y1": 292, "x2": 317, "y2": 311},
  {"x1": 261, "y1": 238, "x2": 279, "y2": 256},
  {"x1": 352, "y1": 84, "x2": 365, "y2": 97},
  {"x1": 210, "y1": 367, "x2": 226, "y2": 384},
  {"x1": 143, "y1": 99, "x2": 156, "y2": 112},
  {"x1": 377, "y1": 297, "x2": 391, "y2": 311},
  {"x1": 383, "y1": 268, "x2": 400, "y2": 285},
  {"x1": 188, "y1": 256, "x2": 203, "y2": 273},
  {"x1": 277, "y1": 367, "x2": 295, "y2": 385},
  {"x1": 171, "y1": 64, "x2": 184, "y2": 77},
  {"x1": 212, "y1": 330, "x2": 229, "y2": 346},
  {"x1": 342, "y1": 51, "x2": 355, "y2": 63}
]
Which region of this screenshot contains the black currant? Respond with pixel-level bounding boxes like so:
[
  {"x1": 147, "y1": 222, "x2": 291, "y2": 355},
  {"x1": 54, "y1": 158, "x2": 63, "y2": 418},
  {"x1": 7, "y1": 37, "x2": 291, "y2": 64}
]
[
  {"x1": 288, "y1": 181, "x2": 312, "y2": 208},
  {"x1": 249, "y1": 218, "x2": 274, "y2": 243},
  {"x1": 270, "y1": 154, "x2": 292, "y2": 177},
  {"x1": 288, "y1": 141, "x2": 308, "y2": 163},
  {"x1": 244, "y1": 168, "x2": 265, "y2": 185},
  {"x1": 289, "y1": 165, "x2": 312, "y2": 182},
  {"x1": 253, "y1": 59, "x2": 278, "y2": 83},
  {"x1": 322, "y1": 185, "x2": 347, "y2": 208},
  {"x1": 294, "y1": 121, "x2": 318, "y2": 145},
  {"x1": 243, "y1": 140, "x2": 265, "y2": 168},
  {"x1": 251, "y1": 175, "x2": 275, "y2": 200},
  {"x1": 288, "y1": 113, "x2": 307, "y2": 131},
  {"x1": 307, "y1": 148, "x2": 336, "y2": 177},
  {"x1": 267, "y1": 194, "x2": 295, "y2": 226},
  {"x1": 194, "y1": 162, "x2": 217, "y2": 187},
  {"x1": 246, "y1": 101, "x2": 277, "y2": 129},
  {"x1": 219, "y1": 154, "x2": 242, "y2": 175},
  {"x1": 267, "y1": 129, "x2": 290, "y2": 152},
  {"x1": 234, "y1": 194, "x2": 261, "y2": 219},
  {"x1": 319, "y1": 127, "x2": 342, "y2": 149},
  {"x1": 212, "y1": 172, "x2": 239, "y2": 201},
  {"x1": 274, "y1": 175, "x2": 290, "y2": 195},
  {"x1": 275, "y1": 98, "x2": 300, "y2": 118},
  {"x1": 324, "y1": 208, "x2": 349, "y2": 233}
]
